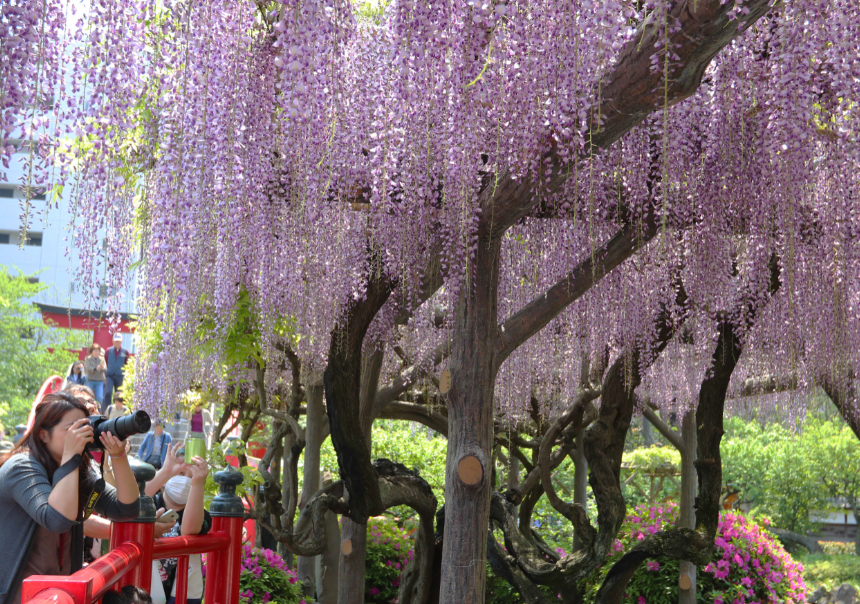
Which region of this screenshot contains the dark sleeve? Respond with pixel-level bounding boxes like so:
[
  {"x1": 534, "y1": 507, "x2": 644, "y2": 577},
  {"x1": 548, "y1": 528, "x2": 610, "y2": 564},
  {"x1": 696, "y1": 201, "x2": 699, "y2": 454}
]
[
  {"x1": 94, "y1": 480, "x2": 140, "y2": 521},
  {"x1": 4, "y1": 456, "x2": 77, "y2": 533},
  {"x1": 200, "y1": 510, "x2": 213, "y2": 535}
]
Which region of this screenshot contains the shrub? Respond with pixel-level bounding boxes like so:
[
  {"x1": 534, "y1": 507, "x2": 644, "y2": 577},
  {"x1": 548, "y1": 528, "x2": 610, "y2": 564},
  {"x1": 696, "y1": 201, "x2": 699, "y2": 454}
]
[
  {"x1": 797, "y1": 553, "x2": 860, "y2": 592},
  {"x1": 818, "y1": 541, "x2": 857, "y2": 556},
  {"x1": 236, "y1": 546, "x2": 310, "y2": 604},
  {"x1": 580, "y1": 505, "x2": 807, "y2": 604},
  {"x1": 365, "y1": 517, "x2": 415, "y2": 603}
]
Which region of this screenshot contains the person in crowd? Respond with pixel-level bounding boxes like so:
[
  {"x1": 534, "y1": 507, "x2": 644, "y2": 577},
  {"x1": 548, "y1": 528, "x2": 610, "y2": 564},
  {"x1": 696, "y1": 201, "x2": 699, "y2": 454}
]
[
  {"x1": 61, "y1": 384, "x2": 98, "y2": 416},
  {"x1": 107, "y1": 394, "x2": 130, "y2": 421},
  {"x1": 0, "y1": 424, "x2": 11, "y2": 455},
  {"x1": 137, "y1": 419, "x2": 172, "y2": 470},
  {"x1": 83, "y1": 345, "x2": 107, "y2": 405},
  {"x1": 0, "y1": 392, "x2": 140, "y2": 604},
  {"x1": 122, "y1": 586, "x2": 154, "y2": 604},
  {"x1": 103, "y1": 334, "x2": 130, "y2": 413},
  {"x1": 102, "y1": 587, "x2": 153, "y2": 604},
  {"x1": 145, "y1": 442, "x2": 210, "y2": 604},
  {"x1": 64, "y1": 362, "x2": 87, "y2": 387},
  {"x1": 181, "y1": 404, "x2": 213, "y2": 447}
]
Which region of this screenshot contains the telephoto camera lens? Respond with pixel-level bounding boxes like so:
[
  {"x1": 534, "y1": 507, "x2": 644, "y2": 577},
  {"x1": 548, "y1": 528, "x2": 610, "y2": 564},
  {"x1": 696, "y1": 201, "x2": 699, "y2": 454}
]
[{"x1": 87, "y1": 411, "x2": 152, "y2": 451}]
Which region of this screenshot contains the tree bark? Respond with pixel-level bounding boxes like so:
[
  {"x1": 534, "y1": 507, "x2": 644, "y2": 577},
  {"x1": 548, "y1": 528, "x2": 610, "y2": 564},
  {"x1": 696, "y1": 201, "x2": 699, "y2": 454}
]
[
  {"x1": 280, "y1": 432, "x2": 297, "y2": 564},
  {"x1": 678, "y1": 410, "x2": 697, "y2": 604},
  {"x1": 298, "y1": 382, "x2": 324, "y2": 596},
  {"x1": 769, "y1": 528, "x2": 822, "y2": 555},
  {"x1": 508, "y1": 454, "x2": 520, "y2": 490},
  {"x1": 593, "y1": 255, "x2": 781, "y2": 604},
  {"x1": 572, "y1": 429, "x2": 588, "y2": 552},
  {"x1": 439, "y1": 236, "x2": 502, "y2": 604},
  {"x1": 821, "y1": 374, "x2": 860, "y2": 442},
  {"x1": 642, "y1": 416, "x2": 656, "y2": 447},
  {"x1": 338, "y1": 517, "x2": 368, "y2": 604},
  {"x1": 323, "y1": 266, "x2": 392, "y2": 522},
  {"x1": 337, "y1": 349, "x2": 385, "y2": 604},
  {"x1": 318, "y1": 471, "x2": 341, "y2": 604},
  {"x1": 487, "y1": 532, "x2": 551, "y2": 604}
]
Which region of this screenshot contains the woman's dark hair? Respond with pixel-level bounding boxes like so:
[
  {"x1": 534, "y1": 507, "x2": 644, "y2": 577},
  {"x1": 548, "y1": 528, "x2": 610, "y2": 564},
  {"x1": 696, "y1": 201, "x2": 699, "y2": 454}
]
[
  {"x1": 0, "y1": 392, "x2": 94, "y2": 512},
  {"x1": 88, "y1": 344, "x2": 102, "y2": 354},
  {"x1": 101, "y1": 592, "x2": 129, "y2": 604},
  {"x1": 121, "y1": 585, "x2": 153, "y2": 604}
]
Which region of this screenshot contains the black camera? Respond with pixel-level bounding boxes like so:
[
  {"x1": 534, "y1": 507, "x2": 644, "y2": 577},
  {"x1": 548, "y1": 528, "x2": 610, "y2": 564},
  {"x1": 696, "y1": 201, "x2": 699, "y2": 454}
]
[{"x1": 85, "y1": 411, "x2": 152, "y2": 451}]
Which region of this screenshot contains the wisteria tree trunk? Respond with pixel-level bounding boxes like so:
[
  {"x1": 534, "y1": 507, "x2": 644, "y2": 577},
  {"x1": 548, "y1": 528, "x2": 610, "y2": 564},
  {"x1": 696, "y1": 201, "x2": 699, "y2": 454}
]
[
  {"x1": 280, "y1": 432, "x2": 297, "y2": 565},
  {"x1": 678, "y1": 410, "x2": 697, "y2": 604},
  {"x1": 319, "y1": 488, "x2": 341, "y2": 604},
  {"x1": 572, "y1": 429, "x2": 588, "y2": 552},
  {"x1": 298, "y1": 382, "x2": 325, "y2": 596},
  {"x1": 440, "y1": 236, "x2": 503, "y2": 604},
  {"x1": 337, "y1": 349, "x2": 385, "y2": 604}
]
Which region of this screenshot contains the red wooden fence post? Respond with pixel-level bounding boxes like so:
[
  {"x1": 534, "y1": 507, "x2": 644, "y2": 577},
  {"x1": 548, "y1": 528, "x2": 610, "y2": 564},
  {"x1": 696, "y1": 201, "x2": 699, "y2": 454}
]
[
  {"x1": 204, "y1": 468, "x2": 245, "y2": 604},
  {"x1": 110, "y1": 458, "x2": 158, "y2": 591}
]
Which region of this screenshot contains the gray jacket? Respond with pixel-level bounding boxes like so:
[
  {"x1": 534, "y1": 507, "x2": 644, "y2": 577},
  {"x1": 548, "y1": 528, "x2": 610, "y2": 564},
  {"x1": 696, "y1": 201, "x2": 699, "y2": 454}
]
[{"x1": 0, "y1": 454, "x2": 140, "y2": 604}]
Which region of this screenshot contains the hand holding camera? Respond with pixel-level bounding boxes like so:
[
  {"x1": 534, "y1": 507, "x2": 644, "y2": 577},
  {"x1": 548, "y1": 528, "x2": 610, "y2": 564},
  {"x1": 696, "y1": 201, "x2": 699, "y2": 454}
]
[
  {"x1": 85, "y1": 411, "x2": 151, "y2": 453},
  {"x1": 187, "y1": 457, "x2": 209, "y2": 487},
  {"x1": 100, "y1": 432, "x2": 126, "y2": 458},
  {"x1": 63, "y1": 418, "x2": 94, "y2": 461},
  {"x1": 162, "y1": 441, "x2": 188, "y2": 478}
]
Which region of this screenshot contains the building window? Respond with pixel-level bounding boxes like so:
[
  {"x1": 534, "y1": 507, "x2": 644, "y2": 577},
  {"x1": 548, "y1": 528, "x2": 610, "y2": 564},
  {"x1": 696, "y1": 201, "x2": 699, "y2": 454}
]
[
  {"x1": 27, "y1": 277, "x2": 39, "y2": 284},
  {"x1": 99, "y1": 284, "x2": 116, "y2": 298},
  {"x1": 0, "y1": 234, "x2": 9, "y2": 244},
  {"x1": 25, "y1": 235, "x2": 42, "y2": 247},
  {"x1": 0, "y1": 188, "x2": 13, "y2": 199}
]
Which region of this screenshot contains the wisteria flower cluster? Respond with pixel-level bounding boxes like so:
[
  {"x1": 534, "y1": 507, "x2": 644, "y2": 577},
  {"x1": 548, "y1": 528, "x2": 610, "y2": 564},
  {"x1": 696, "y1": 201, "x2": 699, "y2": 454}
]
[
  {"x1": 9, "y1": 0, "x2": 860, "y2": 429},
  {"x1": 579, "y1": 506, "x2": 806, "y2": 604},
  {"x1": 365, "y1": 518, "x2": 416, "y2": 604}
]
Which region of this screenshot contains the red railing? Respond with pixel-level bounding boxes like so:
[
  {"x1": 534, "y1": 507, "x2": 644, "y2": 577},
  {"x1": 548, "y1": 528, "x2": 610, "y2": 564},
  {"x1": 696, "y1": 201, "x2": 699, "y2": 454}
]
[{"x1": 22, "y1": 467, "x2": 246, "y2": 604}]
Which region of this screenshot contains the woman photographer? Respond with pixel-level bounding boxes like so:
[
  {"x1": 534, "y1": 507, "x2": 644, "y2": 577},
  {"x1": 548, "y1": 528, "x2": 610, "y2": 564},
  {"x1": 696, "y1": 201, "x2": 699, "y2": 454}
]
[{"x1": 0, "y1": 392, "x2": 140, "y2": 604}]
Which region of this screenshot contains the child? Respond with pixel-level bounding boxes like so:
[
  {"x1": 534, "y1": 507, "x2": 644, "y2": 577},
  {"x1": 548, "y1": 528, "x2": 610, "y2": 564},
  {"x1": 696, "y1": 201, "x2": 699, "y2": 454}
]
[
  {"x1": 107, "y1": 395, "x2": 130, "y2": 421},
  {"x1": 144, "y1": 442, "x2": 211, "y2": 604},
  {"x1": 101, "y1": 586, "x2": 153, "y2": 604}
]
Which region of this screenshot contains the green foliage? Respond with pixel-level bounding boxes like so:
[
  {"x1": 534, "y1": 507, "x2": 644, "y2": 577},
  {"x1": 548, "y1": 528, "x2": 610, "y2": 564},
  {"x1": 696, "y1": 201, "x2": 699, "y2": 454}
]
[
  {"x1": 0, "y1": 267, "x2": 90, "y2": 428},
  {"x1": 798, "y1": 553, "x2": 860, "y2": 592},
  {"x1": 365, "y1": 517, "x2": 414, "y2": 604},
  {"x1": 316, "y1": 420, "x2": 446, "y2": 510},
  {"x1": 619, "y1": 446, "x2": 681, "y2": 508},
  {"x1": 819, "y1": 541, "x2": 858, "y2": 556},
  {"x1": 722, "y1": 416, "x2": 826, "y2": 533},
  {"x1": 203, "y1": 439, "x2": 263, "y2": 508},
  {"x1": 623, "y1": 446, "x2": 681, "y2": 470},
  {"x1": 804, "y1": 419, "x2": 860, "y2": 515},
  {"x1": 485, "y1": 562, "x2": 529, "y2": 604}
]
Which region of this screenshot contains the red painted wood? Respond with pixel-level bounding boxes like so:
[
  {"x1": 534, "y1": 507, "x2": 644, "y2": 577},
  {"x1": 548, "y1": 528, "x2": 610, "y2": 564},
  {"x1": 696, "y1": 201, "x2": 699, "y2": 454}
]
[
  {"x1": 175, "y1": 557, "x2": 189, "y2": 604},
  {"x1": 152, "y1": 533, "x2": 231, "y2": 558}
]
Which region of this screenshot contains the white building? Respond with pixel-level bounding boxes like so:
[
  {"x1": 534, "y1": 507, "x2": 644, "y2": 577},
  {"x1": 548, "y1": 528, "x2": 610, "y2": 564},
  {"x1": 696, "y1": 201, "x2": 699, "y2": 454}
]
[{"x1": 0, "y1": 144, "x2": 137, "y2": 353}]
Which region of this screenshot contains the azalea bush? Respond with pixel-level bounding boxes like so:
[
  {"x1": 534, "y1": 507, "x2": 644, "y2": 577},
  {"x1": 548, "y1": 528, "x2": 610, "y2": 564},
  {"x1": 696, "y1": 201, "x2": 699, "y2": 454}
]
[
  {"x1": 579, "y1": 505, "x2": 807, "y2": 604},
  {"x1": 365, "y1": 517, "x2": 415, "y2": 604},
  {"x1": 235, "y1": 546, "x2": 309, "y2": 604}
]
